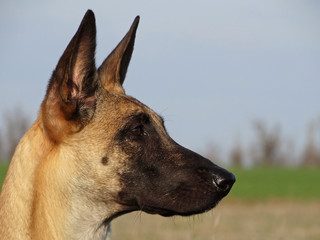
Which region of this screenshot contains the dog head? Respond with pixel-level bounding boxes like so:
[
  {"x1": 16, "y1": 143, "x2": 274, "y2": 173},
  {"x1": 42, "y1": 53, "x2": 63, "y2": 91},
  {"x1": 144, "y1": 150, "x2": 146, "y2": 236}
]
[{"x1": 41, "y1": 10, "x2": 235, "y2": 219}]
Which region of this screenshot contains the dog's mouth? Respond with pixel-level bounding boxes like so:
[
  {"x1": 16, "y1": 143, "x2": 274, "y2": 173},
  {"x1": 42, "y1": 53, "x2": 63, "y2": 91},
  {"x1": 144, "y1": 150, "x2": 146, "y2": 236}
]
[
  {"x1": 117, "y1": 166, "x2": 235, "y2": 218},
  {"x1": 138, "y1": 199, "x2": 221, "y2": 217},
  {"x1": 116, "y1": 184, "x2": 229, "y2": 217},
  {"x1": 132, "y1": 183, "x2": 231, "y2": 217}
]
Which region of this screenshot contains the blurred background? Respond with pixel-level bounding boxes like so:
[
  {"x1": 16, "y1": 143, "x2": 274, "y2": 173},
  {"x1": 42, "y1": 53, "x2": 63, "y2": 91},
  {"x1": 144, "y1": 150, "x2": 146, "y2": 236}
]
[{"x1": 0, "y1": 1, "x2": 319, "y2": 239}]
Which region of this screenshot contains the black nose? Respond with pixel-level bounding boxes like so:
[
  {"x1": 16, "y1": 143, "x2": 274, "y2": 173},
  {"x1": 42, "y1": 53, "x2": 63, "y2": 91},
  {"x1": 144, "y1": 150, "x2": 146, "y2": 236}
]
[{"x1": 212, "y1": 168, "x2": 236, "y2": 192}]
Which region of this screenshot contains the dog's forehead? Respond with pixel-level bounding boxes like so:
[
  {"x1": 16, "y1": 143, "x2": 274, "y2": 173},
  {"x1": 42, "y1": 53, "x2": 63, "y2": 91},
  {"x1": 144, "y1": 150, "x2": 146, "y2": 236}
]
[
  {"x1": 98, "y1": 92, "x2": 164, "y2": 126},
  {"x1": 119, "y1": 94, "x2": 164, "y2": 125}
]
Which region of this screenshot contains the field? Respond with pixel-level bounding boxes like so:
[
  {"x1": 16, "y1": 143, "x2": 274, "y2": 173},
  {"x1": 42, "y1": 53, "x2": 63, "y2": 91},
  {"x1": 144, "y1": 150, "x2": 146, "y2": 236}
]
[
  {"x1": 228, "y1": 167, "x2": 320, "y2": 200},
  {"x1": 1, "y1": 164, "x2": 319, "y2": 239},
  {"x1": 112, "y1": 200, "x2": 320, "y2": 240},
  {"x1": 0, "y1": 163, "x2": 9, "y2": 189}
]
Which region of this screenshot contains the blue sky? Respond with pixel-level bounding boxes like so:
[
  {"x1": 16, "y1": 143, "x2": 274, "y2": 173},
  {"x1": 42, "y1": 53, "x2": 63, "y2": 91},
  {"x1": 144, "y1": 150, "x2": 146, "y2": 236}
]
[{"x1": 0, "y1": 1, "x2": 319, "y2": 163}]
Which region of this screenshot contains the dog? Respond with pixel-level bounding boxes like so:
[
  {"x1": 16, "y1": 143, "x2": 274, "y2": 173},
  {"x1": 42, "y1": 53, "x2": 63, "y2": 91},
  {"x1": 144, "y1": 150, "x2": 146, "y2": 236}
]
[{"x1": 0, "y1": 10, "x2": 235, "y2": 240}]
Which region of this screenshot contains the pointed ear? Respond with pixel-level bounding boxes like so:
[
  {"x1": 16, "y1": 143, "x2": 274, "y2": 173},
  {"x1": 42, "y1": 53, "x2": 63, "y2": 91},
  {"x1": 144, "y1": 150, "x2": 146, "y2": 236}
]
[
  {"x1": 98, "y1": 16, "x2": 140, "y2": 94},
  {"x1": 41, "y1": 10, "x2": 98, "y2": 142}
]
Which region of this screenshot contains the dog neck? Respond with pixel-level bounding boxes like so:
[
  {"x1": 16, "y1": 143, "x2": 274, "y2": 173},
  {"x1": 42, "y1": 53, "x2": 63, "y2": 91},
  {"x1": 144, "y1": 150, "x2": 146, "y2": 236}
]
[
  {"x1": 0, "y1": 118, "x2": 53, "y2": 238},
  {"x1": 30, "y1": 122, "x2": 117, "y2": 239},
  {"x1": 0, "y1": 118, "x2": 114, "y2": 239}
]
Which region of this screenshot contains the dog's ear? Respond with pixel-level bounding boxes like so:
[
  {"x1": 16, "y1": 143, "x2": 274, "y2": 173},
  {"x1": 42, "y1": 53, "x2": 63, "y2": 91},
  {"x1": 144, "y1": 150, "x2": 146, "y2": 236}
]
[
  {"x1": 98, "y1": 16, "x2": 140, "y2": 94},
  {"x1": 41, "y1": 10, "x2": 98, "y2": 142}
]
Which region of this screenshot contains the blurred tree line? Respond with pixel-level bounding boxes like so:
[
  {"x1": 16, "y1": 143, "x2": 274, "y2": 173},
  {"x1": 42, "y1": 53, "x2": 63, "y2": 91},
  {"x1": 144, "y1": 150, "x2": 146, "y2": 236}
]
[
  {"x1": 206, "y1": 119, "x2": 320, "y2": 167},
  {"x1": 0, "y1": 108, "x2": 30, "y2": 162},
  {"x1": 0, "y1": 107, "x2": 320, "y2": 167},
  {"x1": 230, "y1": 120, "x2": 320, "y2": 167}
]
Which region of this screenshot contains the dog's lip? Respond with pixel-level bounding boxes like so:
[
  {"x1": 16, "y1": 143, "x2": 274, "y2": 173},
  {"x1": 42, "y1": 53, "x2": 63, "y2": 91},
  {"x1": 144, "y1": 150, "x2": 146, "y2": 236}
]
[
  {"x1": 138, "y1": 199, "x2": 221, "y2": 217},
  {"x1": 140, "y1": 205, "x2": 182, "y2": 217},
  {"x1": 131, "y1": 185, "x2": 230, "y2": 217}
]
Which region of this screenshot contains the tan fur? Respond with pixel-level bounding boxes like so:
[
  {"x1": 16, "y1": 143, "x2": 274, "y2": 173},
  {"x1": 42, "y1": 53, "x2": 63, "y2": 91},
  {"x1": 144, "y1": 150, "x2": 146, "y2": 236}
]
[
  {"x1": 0, "y1": 93, "x2": 149, "y2": 239},
  {"x1": 0, "y1": 118, "x2": 54, "y2": 238}
]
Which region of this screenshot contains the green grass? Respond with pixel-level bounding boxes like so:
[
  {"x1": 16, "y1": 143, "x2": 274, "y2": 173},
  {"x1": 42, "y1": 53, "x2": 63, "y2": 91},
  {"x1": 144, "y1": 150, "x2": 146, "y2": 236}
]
[
  {"x1": 0, "y1": 163, "x2": 320, "y2": 200},
  {"x1": 228, "y1": 167, "x2": 320, "y2": 200},
  {"x1": 0, "y1": 163, "x2": 9, "y2": 191}
]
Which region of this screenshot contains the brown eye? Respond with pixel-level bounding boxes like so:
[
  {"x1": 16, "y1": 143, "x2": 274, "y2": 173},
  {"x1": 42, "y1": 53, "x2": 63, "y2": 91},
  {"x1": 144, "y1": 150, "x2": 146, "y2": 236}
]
[{"x1": 131, "y1": 125, "x2": 144, "y2": 136}]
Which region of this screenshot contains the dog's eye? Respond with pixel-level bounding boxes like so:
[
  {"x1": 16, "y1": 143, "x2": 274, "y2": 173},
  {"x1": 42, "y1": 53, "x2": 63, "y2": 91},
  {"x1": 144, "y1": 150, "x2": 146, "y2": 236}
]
[{"x1": 131, "y1": 125, "x2": 144, "y2": 136}]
